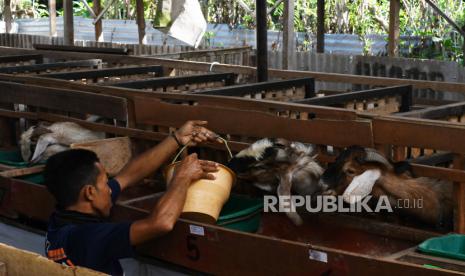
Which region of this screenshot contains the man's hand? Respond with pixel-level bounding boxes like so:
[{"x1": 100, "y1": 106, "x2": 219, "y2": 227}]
[
  {"x1": 174, "y1": 120, "x2": 222, "y2": 146},
  {"x1": 172, "y1": 153, "x2": 219, "y2": 183}
]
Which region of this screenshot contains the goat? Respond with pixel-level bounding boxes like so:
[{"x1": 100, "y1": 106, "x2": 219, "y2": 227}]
[
  {"x1": 319, "y1": 146, "x2": 453, "y2": 228},
  {"x1": 228, "y1": 138, "x2": 324, "y2": 225},
  {"x1": 20, "y1": 122, "x2": 105, "y2": 164}
]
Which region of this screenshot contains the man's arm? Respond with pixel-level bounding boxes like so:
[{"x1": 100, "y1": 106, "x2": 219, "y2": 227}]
[
  {"x1": 114, "y1": 135, "x2": 178, "y2": 190},
  {"x1": 115, "y1": 120, "x2": 219, "y2": 190},
  {"x1": 129, "y1": 153, "x2": 218, "y2": 245}
]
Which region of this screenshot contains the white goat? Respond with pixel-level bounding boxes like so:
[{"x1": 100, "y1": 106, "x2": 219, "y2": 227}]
[{"x1": 20, "y1": 122, "x2": 105, "y2": 164}]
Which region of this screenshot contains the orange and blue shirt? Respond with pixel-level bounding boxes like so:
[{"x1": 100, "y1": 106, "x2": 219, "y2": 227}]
[{"x1": 45, "y1": 179, "x2": 133, "y2": 275}]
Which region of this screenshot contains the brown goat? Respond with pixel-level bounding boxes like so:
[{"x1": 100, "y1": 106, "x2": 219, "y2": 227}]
[{"x1": 320, "y1": 146, "x2": 453, "y2": 228}]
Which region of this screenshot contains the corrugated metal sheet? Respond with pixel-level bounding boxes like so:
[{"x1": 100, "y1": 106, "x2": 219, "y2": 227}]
[{"x1": 9, "y1": 17, "x2": 419, "y2": 55}]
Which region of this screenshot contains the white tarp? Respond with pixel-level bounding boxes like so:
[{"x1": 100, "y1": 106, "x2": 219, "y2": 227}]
[{"x1": 167, "y1": 0, "x2": 207, "y2": 48}]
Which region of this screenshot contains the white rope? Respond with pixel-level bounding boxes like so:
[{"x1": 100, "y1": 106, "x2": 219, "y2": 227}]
[{"x1": 209, "y1": 61, "x2": 220, "y2": 72}]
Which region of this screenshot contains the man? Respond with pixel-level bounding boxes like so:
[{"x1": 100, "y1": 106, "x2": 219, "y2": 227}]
[{"x1": 44, "y1": 120, "x2": 220, "y2": 275}]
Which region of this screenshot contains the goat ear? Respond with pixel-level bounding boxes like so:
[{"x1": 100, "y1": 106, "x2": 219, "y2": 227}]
[
  {"x1": 342, "y1": 169, "x2": 381, "y2": 204},
  {"x1": 30, "y1": 134, "x2": 57, "y2": 163}
]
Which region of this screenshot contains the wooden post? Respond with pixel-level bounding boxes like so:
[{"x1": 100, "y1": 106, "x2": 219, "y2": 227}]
[
  {"x1": 316, "y1": 0, "x2": 325, "y2": 53},
  {"x1": 4, "y1": 0, "x2": 12, "y2": 34},
  {"x1": 453, "y1": 155, "x2": 465, "y2": 233},
  {"x1": 282, "y1": 0, "x2": 295, "y2": 70},
  {"x1": 388, "y1": 0, "x2": 400, "y2": 57},
  {"x1": 63, "y1": 0, "x2": 74, "y2": 45},
  {"x1": 256, "y1": 0, "x2": 268, "y2": 82},
  {"x1": 93, "y1": 0, "x2": 103, "y2": 42},
  {"x1": 49, "y1": 0, "x2": 57, "y2": 37},
  {"x1": 135, "y1": 0, "x2": 146, "y2": 45}
]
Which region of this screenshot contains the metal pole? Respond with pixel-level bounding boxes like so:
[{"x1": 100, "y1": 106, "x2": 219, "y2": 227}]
[
  {"x1": 256, "y1": 0, "x2": 268, "y2": 82},
  {"x1": 316, "y1": 0, "x2": 325, "y2": 53}
]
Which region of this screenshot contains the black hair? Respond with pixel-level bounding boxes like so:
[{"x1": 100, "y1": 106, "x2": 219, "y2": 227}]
[{"x1": 44, "y1": 149, "x2": 100, "y2": 210}]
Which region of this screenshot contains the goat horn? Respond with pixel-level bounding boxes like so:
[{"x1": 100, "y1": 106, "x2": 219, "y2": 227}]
[{"x1": 364, "y1": 148, "x2": 393, "y2": 169}]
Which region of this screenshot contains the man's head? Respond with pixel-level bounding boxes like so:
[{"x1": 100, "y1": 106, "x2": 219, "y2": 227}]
[{"x1": 44, "y1": 149, "x2": 113, "y2": 217}]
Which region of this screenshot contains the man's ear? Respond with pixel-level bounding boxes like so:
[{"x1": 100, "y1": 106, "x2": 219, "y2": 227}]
[{"x1": 83, "y1": 185, "x2": 96, "y2": 201}]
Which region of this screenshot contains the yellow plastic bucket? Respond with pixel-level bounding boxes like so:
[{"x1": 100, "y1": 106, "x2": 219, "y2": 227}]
[{"x1": 164, "y1": 138, "x2": 235, "y2": 224}]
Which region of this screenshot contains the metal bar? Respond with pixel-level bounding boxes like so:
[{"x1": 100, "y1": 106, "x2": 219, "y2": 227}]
[
  {"x1": 193, "y1": 78, "x2": 315, "y2": 97},
  {"x1": 256, "y1": 0, "x2": 268, "y2": 82},
  {"x1": 33, "y1": 44, "x2": 129, "y2": 55},
  {"x1": 109, "y1": 73, "x2": 237, "y2": 89},
  {"x1": 0, "y1": 59, "x2": 102, "y2": 74},
  {"x1": 295, "y1": 85, "x2": 412, "y2": 107},
  {"x1": 41, "y1": 65, "x2": 164, "y2": 80},
  {"x1": 0, "y1": 54, "x2": 43, "y2": 64}
]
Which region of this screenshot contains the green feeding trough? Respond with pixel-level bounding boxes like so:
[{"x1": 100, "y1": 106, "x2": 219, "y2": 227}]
[
  {"x1": 418, "y1": 234, "x2": 465, "y2": 261},
  {"x1": 0, "y1": 150, "x2": 44, "y2": 185},
  {"x1": 217, "y1": 194, "x2": 263, "y2": 233}
]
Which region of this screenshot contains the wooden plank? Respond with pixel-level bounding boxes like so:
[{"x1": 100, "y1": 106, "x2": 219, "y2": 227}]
[
  {"x1": 40, "y1": 65, "x2": 163, "y2": 80},
  {"x1": 4, "y1": 46, "x2": 465, "y2": 96},
  {"x1": 0, "y1": 166, "x2": 44, "y2": 178},
  {"x1": 0, "y1": 54, "x2": 43, "y2": 64},
  {"x1": 388, "y1": 0, "x2": 400, "y2": 57},
  {"x1": 63, "y1": 0, "x2": 74, "y2": 45},
  {"x1": 453, "y1": 155, "x2": 465, "y2": 233},
  {"x1": 193, "y1": 77, "x2": 315, "y2": 98},
  {"x1": 109, "y1": 73, "x2": 236, "y2": 89},
  {"x1": 0, "y1": 72, "x2": 358, "y2": 121},
  {"x1": 0, "y1": 59, "x2": 102, "y2": 74},
  {"x1": 0, "y1": 81, "x2": 128, "y2": 121},
  {"x1": 316, "y1": 0, "x2": 325, "y2": 53},
  {"x1": 373, "y1": 117, "x2": 465, "y2": 154},
  {"x1": 132, "y1": 216, "x2": 459, "y2": 276},
  {"x1": 133, "y1": 96, "x2": 373, "y2": 147}
]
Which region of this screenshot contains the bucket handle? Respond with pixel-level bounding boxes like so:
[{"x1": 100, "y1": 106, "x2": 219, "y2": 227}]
[{"x1": 171, "y1": 136, "x2": 233, "y2": 164}]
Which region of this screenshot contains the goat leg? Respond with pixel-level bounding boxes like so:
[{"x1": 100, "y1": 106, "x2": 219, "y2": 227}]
[{"x1": 277, "y1": 171, "x2": 303, "y2": 226}]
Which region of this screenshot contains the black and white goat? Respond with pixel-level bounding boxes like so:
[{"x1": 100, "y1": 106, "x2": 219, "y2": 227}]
[
  {"x1": 20, "y1": 122, "x2": 105, "y2": 164},
  {"x1": 228, "y1": 138, "x2": 324, "y2": 225},
  {"x1": 319, "y1": 146, "x2": 453, "y2": 228}
]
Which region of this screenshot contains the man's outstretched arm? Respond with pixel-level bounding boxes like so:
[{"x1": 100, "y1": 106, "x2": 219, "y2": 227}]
[{"x1": 115, "y1": 120, "x2": 219, "y2": 190}]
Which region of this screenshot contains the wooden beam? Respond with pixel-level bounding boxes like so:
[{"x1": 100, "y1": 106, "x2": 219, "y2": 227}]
[
  {"x1": 135, "y1": 0, "x2": 146, "y2": 45},
  {"x1": 4, "y1": 0, "x2": 12, "y2": 34},
  {"x1": 48, "y1": 0, "x2": 57, "y2": 37},
  {"x1": 316, "y1": 0, "x2": 325, "y2": 53},
  {"x1": 256, "y1": 0, "x2": 268, "y2": 82},
  {"x1": 388, "y1": 0, "x2": 400, "y2": 57},
  {"x1": 0, "y1": 166, "x2": 44, "y2": 178},
  {"x1": 453, "y1": 155, "x2": 465, "y2": 233},
  {"x1": 282, "y1": 0, "x2": 295, "y2": 69},
  {"x1": 93, "y1": 0, "x2": 103, "y2": 42},
  {"x1": 63, "y1": 0, "x2": 74, "y2": 45}
]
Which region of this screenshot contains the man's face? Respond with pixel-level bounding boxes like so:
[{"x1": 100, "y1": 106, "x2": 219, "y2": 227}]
[{"x1": 91, "y1": 162, "x2": 113, "y2": 217}]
